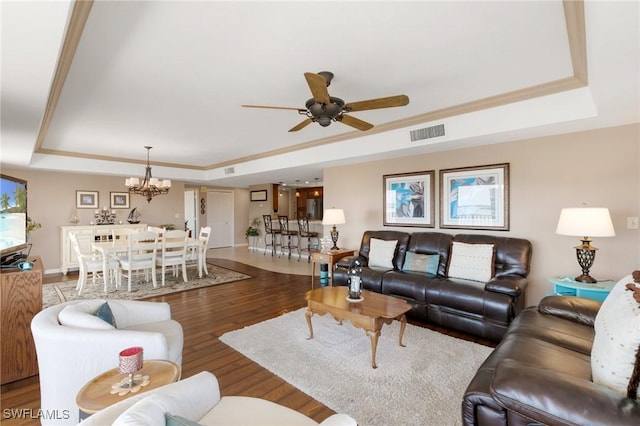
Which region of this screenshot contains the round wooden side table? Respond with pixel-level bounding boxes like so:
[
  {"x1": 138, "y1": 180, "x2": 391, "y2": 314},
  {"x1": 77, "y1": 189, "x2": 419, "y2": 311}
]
[{"x1": 76, "y1": 359, "x2": 181, "y2": 418}]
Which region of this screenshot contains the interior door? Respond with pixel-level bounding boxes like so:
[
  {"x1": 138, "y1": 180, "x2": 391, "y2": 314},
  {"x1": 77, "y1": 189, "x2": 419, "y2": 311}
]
[
  {"x1": 184, "y1": 190, "x2": 197, "y2": 236},
  {"x1": 206, "y1": 191, "x2": 233, "y2": 248}
]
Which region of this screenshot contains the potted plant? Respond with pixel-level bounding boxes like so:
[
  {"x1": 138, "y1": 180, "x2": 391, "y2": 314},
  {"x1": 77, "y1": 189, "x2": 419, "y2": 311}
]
[
  {"x1": 245, "y1": 218, "x2": 260, "y2": 250},
  {"x1": 26, "y1": 216, "x2": 42, "y2": 241}
]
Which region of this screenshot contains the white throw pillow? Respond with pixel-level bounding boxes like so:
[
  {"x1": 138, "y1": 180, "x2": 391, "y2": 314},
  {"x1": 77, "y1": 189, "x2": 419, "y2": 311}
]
[
  {"x1": 113, "y1": 394, "x2": 181, "y2": 426},
  {"x1": 446, "y1": 241, "x2": 495, "y2": 282},
  {"x1": 58, "y1": 300, "x2": 115, "y2": 330},
  {"x1": 591, "y1": 274, "x2": 640, "y2": 398},
  {"x1": 368, "y1": 238, "x2": 398, "y2": 269}
]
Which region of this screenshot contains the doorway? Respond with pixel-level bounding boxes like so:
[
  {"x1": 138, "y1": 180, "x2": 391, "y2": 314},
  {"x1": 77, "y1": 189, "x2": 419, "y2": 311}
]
[
  {"x1": 184, "y1": 190, "x2": 198, "y2": 236},
  {"x1": 206, "y1": 190, "x2": 234, "y2": 248}
]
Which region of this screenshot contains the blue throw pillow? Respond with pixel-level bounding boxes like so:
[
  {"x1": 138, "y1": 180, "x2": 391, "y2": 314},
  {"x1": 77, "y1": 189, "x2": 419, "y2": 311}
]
[
  {"x1": 402, "y1": 252, "x2": 439, "y2": 275},
  {"x1": 94, "y1": 302, "x2": 116, "y2": 327}
]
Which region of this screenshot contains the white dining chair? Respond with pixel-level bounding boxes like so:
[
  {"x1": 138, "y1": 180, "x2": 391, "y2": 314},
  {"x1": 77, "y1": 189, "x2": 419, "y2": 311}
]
[
  {"x1": 69, "y1": 232, "x2": 118, "y2": 294},
  {"x1": 111, "y1": 227, "x2": 135, "y2": 242},
  {"x1": 156, "y1": 229, "x2": 188, "y2": 287},
  {"x1": 118, "y1": 230, "x2": 159, "y2": 292},
  {"x1": 187, "y1": 226, "x2": 211, "y2": 277}
]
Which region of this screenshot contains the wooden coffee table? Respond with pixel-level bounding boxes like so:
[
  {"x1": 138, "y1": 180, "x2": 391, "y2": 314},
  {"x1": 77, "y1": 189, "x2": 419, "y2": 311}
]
[
  {"x1": 305, "y1": 286, "x2": 411, "y2": 368},
  {"x1": 76, "y1": 359, "x2": 180, "y2": 417}
]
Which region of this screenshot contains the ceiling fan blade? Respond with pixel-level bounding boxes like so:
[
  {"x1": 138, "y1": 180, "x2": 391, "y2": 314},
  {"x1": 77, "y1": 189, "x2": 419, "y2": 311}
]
[
  {"x1": 289, "y1": 118, "x2": 314, "y2": 132},
  {"x1": 242, "y1": 104, "x2": 303, "y2": 111},
  {"x1": 344, "y1": 95, "x2": 409, "y2": 112},
  {"x1": 337, "y1": 114, "x2": 374, "y2": 131},
  {"x1": 304, "y1": 72, "x2": 331, "y2": 104}
]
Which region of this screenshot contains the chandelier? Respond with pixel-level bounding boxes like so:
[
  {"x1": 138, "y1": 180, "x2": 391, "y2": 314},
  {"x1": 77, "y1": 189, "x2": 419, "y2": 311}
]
[{"x1": 125, "y1": 146, "x2": 171, "y2": 203}]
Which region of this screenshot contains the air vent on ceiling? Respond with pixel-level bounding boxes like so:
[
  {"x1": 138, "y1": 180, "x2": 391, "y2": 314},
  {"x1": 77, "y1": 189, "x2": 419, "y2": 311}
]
[
  {"x1": 224, "y1": 167, "x2": 235, "y2": 175},
  {"x1": 410, "y1": 124, "x2": 445, "y2": 142}
]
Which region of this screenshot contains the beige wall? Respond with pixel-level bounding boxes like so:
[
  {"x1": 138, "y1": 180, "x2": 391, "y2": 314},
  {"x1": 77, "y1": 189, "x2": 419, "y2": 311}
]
[{"x1": 322, "y1": 123, "x2": 640, "y2": 306}]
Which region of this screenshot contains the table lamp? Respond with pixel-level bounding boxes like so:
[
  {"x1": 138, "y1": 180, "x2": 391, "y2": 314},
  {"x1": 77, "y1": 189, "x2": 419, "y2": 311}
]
[
  {"x1": 555, "y1": 207, "x2": 615, "y2": 283},
  {"x1": 322, "y1": 208, "x2": 345, "y2": 250}
]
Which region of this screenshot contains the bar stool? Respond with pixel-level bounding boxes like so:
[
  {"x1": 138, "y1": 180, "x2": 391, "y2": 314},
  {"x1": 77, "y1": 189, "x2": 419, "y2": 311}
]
[
  {"x1": 297, "y1": 216, "x2": 319, "y2": 262},
  {"x1": 278, "y1": 215, "x2": 299, "y2": 259},
  {"x1": 262, "y1": 215, "x2": 281, "y2": 256}
]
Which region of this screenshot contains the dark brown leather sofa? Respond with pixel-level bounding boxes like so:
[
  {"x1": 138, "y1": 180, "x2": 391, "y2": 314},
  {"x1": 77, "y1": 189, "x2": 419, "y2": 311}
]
[
  {"x1": 333, "y1": 230, "x2": 532, "y2": 341},
  {"x1": 462, "y1": 295, "x2": 640, "y2": 425}
]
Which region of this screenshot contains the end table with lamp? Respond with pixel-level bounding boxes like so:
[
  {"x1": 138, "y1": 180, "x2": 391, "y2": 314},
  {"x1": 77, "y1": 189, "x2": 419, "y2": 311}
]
[{"x1": 547, "y1": 276, "x2": 615, "y2": 302}]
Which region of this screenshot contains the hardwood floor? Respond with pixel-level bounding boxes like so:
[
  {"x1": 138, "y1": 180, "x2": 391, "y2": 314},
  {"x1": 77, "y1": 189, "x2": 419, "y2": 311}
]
[{"x1": 0, "y1": 258, "x2": 494, "y2": 425}]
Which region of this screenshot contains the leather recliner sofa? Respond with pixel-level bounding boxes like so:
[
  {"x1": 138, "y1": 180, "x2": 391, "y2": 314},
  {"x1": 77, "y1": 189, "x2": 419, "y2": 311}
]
[
  {"x1": 462, "y1": 295, "x2": 640, "y2": 425},
  {"x1": 333, "y1": 230, "x2": 532, "y2": 341}
]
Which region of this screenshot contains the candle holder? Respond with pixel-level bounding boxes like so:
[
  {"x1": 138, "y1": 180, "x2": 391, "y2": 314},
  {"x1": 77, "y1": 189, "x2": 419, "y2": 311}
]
[
  {"x1": 94, "y1": 207, "x2": 116, "y2": 225},
  {"x1": 118, "y1": 347, "x2": 143, "y2": 388}
]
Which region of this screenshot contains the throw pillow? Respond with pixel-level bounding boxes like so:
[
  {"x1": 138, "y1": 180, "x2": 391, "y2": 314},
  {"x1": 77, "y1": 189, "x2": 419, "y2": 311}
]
[
  {"x1": 402, "y1": 252, "x2": 439, "y2": 275},
  {"x1": 94, "y1": 302, "x2": 117, "y2": 328},
  {"x1": 166, "y1": 413, "x2": 204, "y2": 426},
  {"x1": 446, "y1": 241, "x2": 495, "y2": 282},
  {"x1": 368, "y1": 238, "x2": 398, "y2": 269},
  {"x1": 113, "y1": 394, "x2": 180, "y2": 426},
  {"x1": 58, "y1": 301, "x2": 116, "y2": 330},
  {"x1": 592, "y1": 274, "x2": 640, "y2": 399}
]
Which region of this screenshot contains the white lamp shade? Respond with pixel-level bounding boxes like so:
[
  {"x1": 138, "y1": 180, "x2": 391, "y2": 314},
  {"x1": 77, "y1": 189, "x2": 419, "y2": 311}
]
[
  {"x1": 322, "y1": 208, "x2": 346, "y2": 225},
  {"x1": 162, "y1": 179, "x2": 172, "y2": 188},
  {"x1": 555, "y1": 207, "x2": 616, "y2": 237},
  {"x1": 126, "y1": 177, "x2": 139, "y2": 187}
]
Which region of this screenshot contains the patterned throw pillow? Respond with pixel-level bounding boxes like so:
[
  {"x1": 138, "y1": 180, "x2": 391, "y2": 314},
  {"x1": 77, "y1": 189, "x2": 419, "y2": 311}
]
[
  {"x1": 446, "y1": 241, "x2": 495, "y2": 282},
  {"x1": 368, "y1": 238, "x2": 398, "y2": 269},
  {"x1": 591, "y1": 274, "x2": 640, "y2": 399},
  {"x1": 402, "y1": 252, "x2": 439, "y2": 275}
]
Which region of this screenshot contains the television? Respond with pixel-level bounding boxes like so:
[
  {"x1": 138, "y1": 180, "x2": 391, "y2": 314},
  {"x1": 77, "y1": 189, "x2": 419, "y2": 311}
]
[{"x1": 0, "y1": 174, "x2": 29, "y2": 266}]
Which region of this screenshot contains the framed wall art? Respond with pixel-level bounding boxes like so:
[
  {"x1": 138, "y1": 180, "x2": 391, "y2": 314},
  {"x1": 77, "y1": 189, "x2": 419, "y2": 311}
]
[
  {"x1": 250, "y1": 190, "x2": 267, "y2": 202},
  {"x1": 383, "y1": 170, "x2": 435, "y2": 227},
  {"x1": 439, "y1": 163, "x2": 510, "y2": 230},
  {"x1": 76, "y1": 190, "x2": 99, "y2": 209},
  {"x1": 110, "y1": 192, "x2": 130, "y2": 209}
]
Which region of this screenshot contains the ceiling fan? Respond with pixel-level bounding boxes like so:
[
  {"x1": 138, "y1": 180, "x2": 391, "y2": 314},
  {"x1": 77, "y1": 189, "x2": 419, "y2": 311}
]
[{"x1": 242, "y1": 71, "x2": 409, "y2": 132}]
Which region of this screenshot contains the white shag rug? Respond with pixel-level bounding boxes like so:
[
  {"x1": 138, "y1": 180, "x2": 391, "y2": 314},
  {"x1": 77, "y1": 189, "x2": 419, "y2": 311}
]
[{"x1": 219, "y1": 308, "x2": 493, "y2": 426}]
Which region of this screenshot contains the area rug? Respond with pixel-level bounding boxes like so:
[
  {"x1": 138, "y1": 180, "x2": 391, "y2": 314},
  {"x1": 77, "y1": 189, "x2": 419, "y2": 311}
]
[
  {"x1": 43, "y1": 263, "x2": 250, "y2": 308},
  {"x1": 220, "y1": 308, "x2": 492, "y2": 426}
]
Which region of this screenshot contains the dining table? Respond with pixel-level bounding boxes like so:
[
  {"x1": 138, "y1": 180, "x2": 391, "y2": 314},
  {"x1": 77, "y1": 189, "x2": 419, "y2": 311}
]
[{"x1": 91, "y1": 237, "x2": 206, "y2": 289}]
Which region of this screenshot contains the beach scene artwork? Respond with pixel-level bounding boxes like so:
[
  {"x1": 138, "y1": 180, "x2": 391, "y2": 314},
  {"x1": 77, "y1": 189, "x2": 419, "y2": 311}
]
[{"x1": 0, "y1": 177, "x2": 27, "y2": 251}]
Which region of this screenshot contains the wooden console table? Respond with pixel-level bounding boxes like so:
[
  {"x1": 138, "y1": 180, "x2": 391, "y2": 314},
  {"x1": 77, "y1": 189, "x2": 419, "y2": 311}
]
[{"x1": 0, "y1": 256, "x2": 43, "y2": 384}]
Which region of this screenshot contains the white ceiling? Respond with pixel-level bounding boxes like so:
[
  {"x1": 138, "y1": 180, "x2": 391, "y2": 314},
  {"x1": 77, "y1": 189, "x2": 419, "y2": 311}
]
[{"x1": 1, "y1": 1, "x2": 638, "y2": 188}]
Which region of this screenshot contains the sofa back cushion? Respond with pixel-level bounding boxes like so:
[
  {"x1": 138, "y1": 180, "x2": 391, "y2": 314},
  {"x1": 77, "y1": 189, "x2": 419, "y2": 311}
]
[
  {"x1": 368, "y1": 238, "x2": 398, "y2": 268},
  {"x1": 453, "y1": 234, "x2": 531, "y2": 278},
  {"x1": 406, "y1": 232, "x2": 453, "y2": 276},
  {"x1": 359, "y1": 231, "x2": 411, "y2": 270}
]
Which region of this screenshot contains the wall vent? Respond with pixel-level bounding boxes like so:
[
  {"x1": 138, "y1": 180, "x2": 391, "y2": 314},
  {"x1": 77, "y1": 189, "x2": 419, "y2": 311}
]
[
  {"x1": 224, "y1": 167, "x2": 235, "y2": 175},
  {"x1": 410, "y1": 124, "x2": 445, "y2": 142}
]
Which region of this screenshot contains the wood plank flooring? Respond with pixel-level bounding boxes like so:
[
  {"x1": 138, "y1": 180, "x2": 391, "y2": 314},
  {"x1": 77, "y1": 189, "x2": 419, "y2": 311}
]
[{"x1": 0, "y1": 259, "x2": 494, "y2": 425}]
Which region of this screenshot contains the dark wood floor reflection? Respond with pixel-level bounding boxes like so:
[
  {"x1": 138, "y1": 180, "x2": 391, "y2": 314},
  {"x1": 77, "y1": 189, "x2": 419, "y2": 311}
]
[{"x1": 1, "y1": 259, "x2": 494, "y2": 425}]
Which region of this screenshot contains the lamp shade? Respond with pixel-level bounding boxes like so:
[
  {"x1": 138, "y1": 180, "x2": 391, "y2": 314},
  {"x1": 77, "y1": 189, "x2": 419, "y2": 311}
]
[
  {"x1": 555, "y1": 207, "x2": 615, "y2": 237},
  {"x1": 322, "y1": 208, "x2": 345, "y2": 225}
]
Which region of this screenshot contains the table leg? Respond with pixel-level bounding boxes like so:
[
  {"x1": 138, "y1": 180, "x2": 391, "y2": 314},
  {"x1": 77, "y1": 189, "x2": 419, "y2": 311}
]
[
  {"x1": 398, "y1": 314, "x2": 407, "y2": 347},
  {"x1": 305, "y1": 308, "x2": 314, "y2": 340},
  {"x1": 311, "y1": 260, "x2": 316, "y2": 289},
  {"x1": 367, "y1": 329, "x2": 381, "y2": 369}
]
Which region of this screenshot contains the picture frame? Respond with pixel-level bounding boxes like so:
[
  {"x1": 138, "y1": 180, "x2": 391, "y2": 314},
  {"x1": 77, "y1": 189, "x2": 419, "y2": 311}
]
[
  {"x1": 439, "y1": 163, "x2": 509, "y2": 230},
  {"x1": 110, "y1": 192, "x2": 130, "y2": 209},
  {"x1": 76, "y1": 190, "x2": 99, "y2": 209},
  {"x1": 383, "y1": 170, "x2": 435, "y2": 227},
  {"x1": 250, "y1": 190, "x2": 268, "y2": 202}
]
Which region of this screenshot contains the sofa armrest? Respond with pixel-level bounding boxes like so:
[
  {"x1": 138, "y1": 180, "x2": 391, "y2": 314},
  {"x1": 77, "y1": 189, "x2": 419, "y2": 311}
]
[
  {"x1": 319, "y1": 413, "x2": 358, "y2": 426},
  {"x1": 538, "y1": 295, "x2": 601, "y2": 327},
  {"x1": 335, "y1": 255, "x2": 363, "y2": 269},
  {"x1": 485, "y1": 276, "x2": 527, "y2": 297},
  {"x1": 491, "y1": 359, "x2": 640, "y2": 426}
]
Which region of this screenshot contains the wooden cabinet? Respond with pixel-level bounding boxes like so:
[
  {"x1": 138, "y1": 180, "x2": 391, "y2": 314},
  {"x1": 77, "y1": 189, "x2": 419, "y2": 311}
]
[
  {"x1": 1, "y1": 256, "x2": 42, "y2": 384},
  {"x1": 296, "y1": 187, "x2": 323, "y2": 219},
  {"x1": 60, "y1": 224, "x2": 147, "y2": 274}
]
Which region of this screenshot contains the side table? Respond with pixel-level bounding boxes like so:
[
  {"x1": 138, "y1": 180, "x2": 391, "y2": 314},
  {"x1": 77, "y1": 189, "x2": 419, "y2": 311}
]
[
  {"x1": 76, "y1": 359, "x2": 181, "y2": 418},
  {"x1": 547, "y1": 276, "x2": 616, "y2": 302},
  {"x1": 310, "y1": 249, "x2": 356, "y2": 288}
]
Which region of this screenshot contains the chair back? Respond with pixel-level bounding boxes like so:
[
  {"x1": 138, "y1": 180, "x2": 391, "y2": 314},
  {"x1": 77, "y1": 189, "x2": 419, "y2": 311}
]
[
  {"x1": 160, "y1": 230, "x2": 188, "y2": 260},
  {"x1": 263, "y1": 215, "x2": 279, "y2": 234},
  {"x1": 127, "y1": 231, "x2": 158, "y2": 266},
  {"x1": 147, "y1": 226, "x2": 166, "y2": 239},
  {"x1": 198, "y1": 226, "x2": 212, "y2": 248},
  {"x1": 297, "y1": 216, "x2": 310, "y2": 235},
  {"x1": 278, "y1": 216, "x2": 291, "y2": 233},
  {"x1": 112, "y1": 228, "x2": 135, "y2": 242}
]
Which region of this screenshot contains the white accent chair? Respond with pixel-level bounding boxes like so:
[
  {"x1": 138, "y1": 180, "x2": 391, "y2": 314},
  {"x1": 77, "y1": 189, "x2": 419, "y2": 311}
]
[
  {"x1": 31, "y1": 299, "x2": 183, "y2": 425},
  {"x1": 69, "y1": 232, "x2": 117, "y2": 295},
  {"x1": 80, "y1": 371, "x2": 357, "y2": 426},
  {"x1": 118, "y1": 230, "x2": 158, "y2": 292},
  {"x1": 156, "y1": 229, "x2": 188, "y2": 286}
]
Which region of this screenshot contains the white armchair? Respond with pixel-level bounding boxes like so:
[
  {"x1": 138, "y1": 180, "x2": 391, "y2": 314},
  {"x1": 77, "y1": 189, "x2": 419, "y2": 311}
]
[
  {"x1": 31, "y1": 299, "x2": 183, "y2": 425},
  {"x1": 80, "y1": 371, "x2": 357, "y2": 426}
]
